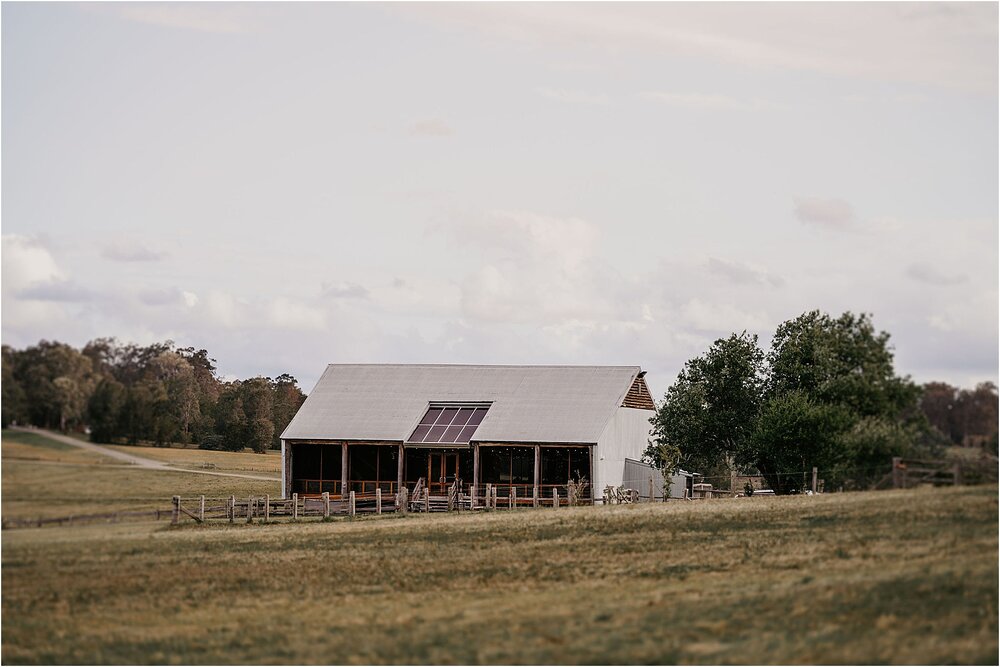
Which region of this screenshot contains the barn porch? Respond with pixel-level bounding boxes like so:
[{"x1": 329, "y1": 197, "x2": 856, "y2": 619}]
[{"x1": 284, "y1": 441, "x2": 594, "y2": 507}]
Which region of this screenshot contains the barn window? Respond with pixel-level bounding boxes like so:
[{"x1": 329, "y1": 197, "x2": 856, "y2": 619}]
[{"x1": 407, "y1": 404, "x2": 490, "y2": 444}]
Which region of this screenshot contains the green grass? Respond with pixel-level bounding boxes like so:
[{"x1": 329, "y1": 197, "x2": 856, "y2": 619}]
[
  {"x1": 0, "y1": 429, "x2": 113, "y2": 465},
  {"x1": 104, "y1": 444, "x2": 281, "y2": 474},
  {"x1": 2, "y1": 485, "x2": 996, "y2": 664}
]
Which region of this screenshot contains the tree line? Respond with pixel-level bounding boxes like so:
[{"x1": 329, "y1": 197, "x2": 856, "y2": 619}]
[
  {"x1": 645, "y1": 310, "x2": 998, "y2": 494},
  {"x1": 1, "y1": 338, "x2": 306, "y2": 453}
]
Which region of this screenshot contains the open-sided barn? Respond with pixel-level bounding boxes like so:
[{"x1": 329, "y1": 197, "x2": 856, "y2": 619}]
[{"x1": 280, "y1": 364, "x2": 657, "y2": 506}]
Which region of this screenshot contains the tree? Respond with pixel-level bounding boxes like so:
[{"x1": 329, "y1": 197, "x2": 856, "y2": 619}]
[
  {"x1": 2, "y1": 346, "x2": 26, "y2": 427},
  {"x1": 241, "y1": 377, "x2": 275, "y2": 453},
  {"x1": 649, "y1": 311, "x2": 922, "y2": 494},
  {"x1": 271, "y1": 373, "x2": 306, "y2": 449},
  {"x1": 646, "y1": 332, "x2": 764, "y2": 485},
  {"x1": 88, "y1": 378, "x2": 126, "y2": 443}
]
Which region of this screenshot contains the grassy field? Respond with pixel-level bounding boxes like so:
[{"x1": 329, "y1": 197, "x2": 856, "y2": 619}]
[
  {"x1": 2, "y1": 482, "x2": 996, "y2": 664},
  {"x1": 1, "y1": 430, "x2": 280, "y2": 520},
  {"x1": 104, "y1": 444, "x2": 281, "y2": 474}
]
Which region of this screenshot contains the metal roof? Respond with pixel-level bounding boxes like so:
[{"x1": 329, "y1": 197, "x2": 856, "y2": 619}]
[{"x1": 280, "y1": 364, "x2": 642, "y2": 444}]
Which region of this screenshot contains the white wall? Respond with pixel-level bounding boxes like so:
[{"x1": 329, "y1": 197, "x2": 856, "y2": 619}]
[{"x1": 594, "y1": 407, "x2": 654, "y2": 500}]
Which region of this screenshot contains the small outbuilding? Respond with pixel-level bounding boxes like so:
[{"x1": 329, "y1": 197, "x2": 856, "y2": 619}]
[{"x1": 280, "y1": 364, "x2": 657, "y2": 505}]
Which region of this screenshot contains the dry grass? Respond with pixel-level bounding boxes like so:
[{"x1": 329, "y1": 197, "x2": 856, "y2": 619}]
[
  {"x1": 103, "y1": 444, "x2": 281, "y2": 474},
  {"x1": 2, "y1": 484, "x2": 996, "y2": 665},
  {"x1": 1, "y1": 430, "x2": 280, "y2": 520}
]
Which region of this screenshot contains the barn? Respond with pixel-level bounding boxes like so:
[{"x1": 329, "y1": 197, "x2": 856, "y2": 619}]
[{"x1": 279, "y1": 364, "x2": 657, "y2": 507}]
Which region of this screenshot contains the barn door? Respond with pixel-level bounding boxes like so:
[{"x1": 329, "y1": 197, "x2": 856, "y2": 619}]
[{"x1": 428, "y1": 453, "x2": 460, "y2": 495}]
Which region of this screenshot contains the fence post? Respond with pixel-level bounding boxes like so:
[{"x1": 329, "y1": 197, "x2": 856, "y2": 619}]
[
  {"x1": 376, "y1": 488, "x2": 382, "y2": 515},
  {"x1": 424, "y1": 488, "x2": 430, "y2": 513},
  {"x1": 485, "y1": 484, "x2": 492, "y2": 511},
  {"x1": 533, "y1": 486, "x2": 539, "y2": 508},
  {"x1": 568, "y1": 484, "x2": 576, "y2": 507},
  {"x1": 199, "y1": 495, "x2": 205, "y2": 523},
  {"x1": 171, "y1": 496, "x2": 180, "y2": 525},
  {"x1": 264, "y1": 494, "x2": 270, "y2": 522},
  {"x1": 322, "y1": 492, "x2": 330, "y2": 518},
  {"x1": 349, "y1": 491, "x2": 356, "y2": 517},
  {"x1": 811, "y1": 467, "x2": 818, "y2": 494},
  {"x1": 492, "y1": 486, "x2": 498, "y2": 509},
  {"x1": 892, "y1": 457, "x2": 902, "y2": 489},
  {"x1": 292, "y1": 493, "x2": 299, "y2": 520},
  {"x1": 553, "y1": 488, "x2": 559, "y2": 509},
  {"x1": 229, "y1": 495, "x2": 235, "y2": 523},
  {"x1": 246, "y1": 496, "x2": 254, "y2": 524},
  {"x1": 401, "y1": 487, "x2": 409, "y2": 515},
  {"x1": 510, "y1": 486, "x2": 516, "y2": 509},
  {"x1": 649, "y1": 477, "x2": 655, "y2": 503}
]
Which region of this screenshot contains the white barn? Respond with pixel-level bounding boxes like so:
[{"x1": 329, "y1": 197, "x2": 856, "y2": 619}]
[{"x1": 280, "y1": 364, "x2": 657, "y2": 506}]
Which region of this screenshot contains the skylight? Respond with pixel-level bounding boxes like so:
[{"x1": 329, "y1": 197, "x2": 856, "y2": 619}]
[{"x1": 407, "y1": 404, "x2": 489, "y2": 444}]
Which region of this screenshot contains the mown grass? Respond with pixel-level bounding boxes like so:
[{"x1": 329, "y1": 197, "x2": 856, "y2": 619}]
[
  {"x1": 104, "y1": 444, "x2": 281, "y2": 474},
  {"x1": 1, "y1": 429, "x2": 114, "y2": 465},
  {"x1": 1, "y1": 430, "x2": 280, "y2": 520},
  {"x1": 2, "y1": 485, "x2": 996, "y2": 665}
]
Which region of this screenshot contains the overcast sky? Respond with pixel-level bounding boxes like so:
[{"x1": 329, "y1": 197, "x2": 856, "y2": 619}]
[{"x1": 2, "y1": 1, "x2": 997, "y2": 397}]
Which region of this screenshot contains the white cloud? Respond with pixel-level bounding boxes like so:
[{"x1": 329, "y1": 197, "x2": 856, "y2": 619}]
[
  {"x1": 396, "y1": 3, "x2": 998, "y2": 94},
  {"x1": 793, "y1": 197, "x2": 856, "y2": 230},
  {"x1": 706, "y1": 257, "x2": 784, "y2": 287},
  {"x1": 16, "y1": 280, "x2": 93, "y2": 303},
  {"x1": 408, "y1": 118, "x2": 455, "y2": 137},
  {"x1": 321, "y1": 281, "x2": 370, "y2": 299},
  {"x1": 101, "y1": 240, "x2": 167, "y2": 262},
  {"x1": 905, "y1": 263, "x2": 968, "y2": 287}
]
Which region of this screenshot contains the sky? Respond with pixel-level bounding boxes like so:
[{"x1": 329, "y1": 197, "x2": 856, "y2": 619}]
[{"x1": 2, "y1": 1, "x2": 997, "y2": 398}]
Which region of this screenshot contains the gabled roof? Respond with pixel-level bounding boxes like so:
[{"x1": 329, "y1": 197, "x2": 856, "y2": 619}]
[{"x1": 281, "y1": 364, "x2": 643, "y2": 444}]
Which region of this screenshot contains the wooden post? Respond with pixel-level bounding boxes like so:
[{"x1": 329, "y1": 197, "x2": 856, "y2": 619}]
[
  {"x1": 349, "y1": 491, "x2": 356, "y2": 517},
  {"x1": 447, "y1": 485, "x2": 454, "y2": 512},
  {"x1": 510, "y1": 486, "x2": 516, "y2": 509},
  {"x1": 952, "y1": 463, "x2": 962, "y2": 486},
  {"x1": 199, "y1": 495, "x2": 205, "y2": 523},
  {"x1": 533, "y1": 486, "x2": 539, "y2": 508},
  {"x1": 424, "y1": 488, "x2": 430, "y2": 513},
  {"x1": 485, "y1": 483, "x2": 492, "y2": 511},
  {"x1": 568, "y1": 483, "x2": 576, "y2": 507},
  {"x1": 492, "y1": 486, "x2": 498, "y2": 509},
  {"x1": 247, "y1": 496, "x2": 254, "y2": 524},
  {"x1": 533, "y1": 444, "x2": 540, "y2": 505},
  {"x1": 400, "y1": 487, "x2": 409, "y2": 515},
  {"x1": 292, "y1": 493, "x2": 299, "y2": 520},
  {"x1": 892, "y1": 457, "x2": 902, "y2": 489},
  {"x1": 811, "y1": 467, "x2": 818, "y2": 494},
  {"x1": 229, "y1": 495, "x2": 235, "y2": 523},
  {"x1": 397, "y1": 444, "x2": 405, "y2": 501},
  {"x1": 322, "y1": 491, "x2": 330, "y2": 518},
  {"x1": 376, "y1": 488, "x2": 382, "y2": 514},
  {"x1": 264, "y1": 494, "x2": 270, "y2": 522},
  {"x1": 649, "y1": 477, "x2": 655, "y2": 503},
  {"x1": 171, "y1": 496, "x2": 180, "y2": 525},
  {"x1": 341, "y1": 443, "x2": 349, "y2": 499},
  {"x1": 552, "y1": 488, "x2": 559, "y2": 508},
  {"x1": 472, "y1": 444, "x2": 480, "y2": 507}
]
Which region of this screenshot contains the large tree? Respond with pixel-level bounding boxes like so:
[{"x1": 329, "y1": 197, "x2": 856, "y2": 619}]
[
  {"x1": 648, "y1": 311, "x2": 924, "y2": 494},
  {"x1": 646, "y1": 332, "x2": 764, "y2": 485}
]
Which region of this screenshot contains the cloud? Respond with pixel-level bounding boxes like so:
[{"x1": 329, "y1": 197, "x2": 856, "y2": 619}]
[
  {"x1": 793, "y1": 197, "x2": 856, "y2": 230},
  {"x1": 16, "y1": 280, "x2": 93, "y2": 303},
  {"x1": 408, "y1": 118, "x2": 455, "y2": 137},
  {"x1": 394, "y1": 3, "x2": 998, "y2": 94},
  {"x1": 321, "y1": 281, "x2": 369, "y2": 299},
  {"x1": 93, "y1": 3, "x2": 256, "y2": 34},
  {"x1": 706, "y1": 257, "x2": 784, "y2": 287},
  {"x1": 905, "y1": 263, "x2": 968, "y2": 287},
  {"x1": 639, "y1": 91, "x2": 778, "y2": 111},
  {"x1": 536, "y1": 87, "x2": 610, "y2": 106},
  {"x1": 101, "y1": 241, "x2": 167, "y2": 262}
]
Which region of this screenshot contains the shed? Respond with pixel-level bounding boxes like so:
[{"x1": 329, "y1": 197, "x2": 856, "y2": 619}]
[{"x1": 280, "y1": 364, "x2": 657, "y2": 505}]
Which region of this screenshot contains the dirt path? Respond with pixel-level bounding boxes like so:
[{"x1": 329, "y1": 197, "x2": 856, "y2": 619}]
[{"x1": 9, "y1": 427, "x2": 280, "y2": 482}]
